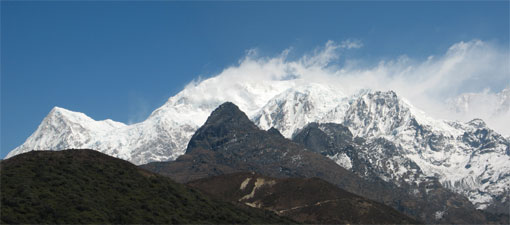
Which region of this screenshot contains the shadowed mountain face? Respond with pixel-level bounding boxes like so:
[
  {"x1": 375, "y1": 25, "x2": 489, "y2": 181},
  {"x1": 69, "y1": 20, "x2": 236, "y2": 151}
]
[
  {"x1": 0, "y1": 149, "x2": 294, "y2": 224},
  {"x1": 143, "y1": 102, "x2": 395, "y2": 202},
  {"x1": 142, "y1": 102, "x2": 500, "y2": 224},
  {"x1": 188, "y1": 172, "x2": 420, "y2": 224},
  {"x1": 293, "y1": 123, "x2": 398, "y2": 182}
]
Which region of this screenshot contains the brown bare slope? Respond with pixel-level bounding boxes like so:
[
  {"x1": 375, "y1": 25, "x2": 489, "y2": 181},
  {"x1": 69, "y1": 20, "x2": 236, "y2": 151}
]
[{"x1": 189, "y1": 172, "x2": 420, "y2": 224}]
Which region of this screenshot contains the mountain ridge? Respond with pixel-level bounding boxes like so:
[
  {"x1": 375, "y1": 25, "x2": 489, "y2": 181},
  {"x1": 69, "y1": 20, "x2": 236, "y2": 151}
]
[
  {"x1": 6, "y1": 81, "x2": 510, "y2": 212},
  {"x1": 142, "y1": 102, "x2": 498, "y2": 224}
]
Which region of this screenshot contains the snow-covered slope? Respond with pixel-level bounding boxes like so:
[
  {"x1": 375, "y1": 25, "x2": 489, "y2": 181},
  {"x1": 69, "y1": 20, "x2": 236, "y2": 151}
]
[
  {"x1": 339, "y1": 91, "x2": 510, "y2": 210},
  {"x1": 253, "y1": 83, "x2": 349, "y2": 137},
  {"x1": 7, "y1": 77, "x2": 297, "y2": 165},
  {"x1": 6, "y1": 80, "x2": 510, "y2": 211},
  {"x1": 254, "y1": 87, "x2": 509, "y2": 210},
  {"x1": 6, "y1": 107, "x2": 126, "y2": 157}
]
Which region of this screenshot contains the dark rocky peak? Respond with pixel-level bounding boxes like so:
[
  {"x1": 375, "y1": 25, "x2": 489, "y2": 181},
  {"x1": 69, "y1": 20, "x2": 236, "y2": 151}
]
[
  {"x1": 293, "y1": 122, "x2": 355, "y2": 156},
  {"x1": 292, "y1": 123, "x2": 333, "y2": 155},
  {"x1": 186, "y1": 102, "x2": 259, "y2": 153},
  {"x1": 202, "y1": 102, "x2": 258, "y2": 130}
]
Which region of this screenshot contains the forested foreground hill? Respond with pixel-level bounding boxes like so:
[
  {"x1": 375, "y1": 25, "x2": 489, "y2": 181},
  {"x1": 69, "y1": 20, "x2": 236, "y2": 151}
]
[{"x1": 0, "y1": 149, "x2": 294, "y2": 224}]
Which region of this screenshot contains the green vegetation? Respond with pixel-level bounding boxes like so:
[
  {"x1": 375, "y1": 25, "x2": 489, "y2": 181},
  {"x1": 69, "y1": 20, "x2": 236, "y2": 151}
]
[{"x1": 0, "y1": 149, "x2": 294, "y2": 224}]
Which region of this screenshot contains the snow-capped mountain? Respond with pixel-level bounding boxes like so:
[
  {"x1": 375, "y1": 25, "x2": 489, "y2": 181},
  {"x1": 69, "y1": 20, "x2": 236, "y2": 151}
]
[
  {"x1": 340, "y1": 91, "x2": 509, "y2": 211},
  {"x1": 259, "y1": 87, "x2": 509, "y2": 211},
  {"x1": 6, "y1": 105, "x2": 197, "y2": 164},
  {"x1": 7, "y1": 77, "x2": 297, "y2": 165},
  {"x1": 6, "y1": 80, "x2": 510, "y2": 212},
  {"x1": 8, "y1": 107, "x2": 127, "y2": 156}
]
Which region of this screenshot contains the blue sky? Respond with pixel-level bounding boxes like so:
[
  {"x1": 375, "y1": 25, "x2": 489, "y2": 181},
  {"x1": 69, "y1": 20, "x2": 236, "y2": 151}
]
[{"x1": 1, "y1": 1, "x2": 509, "y2": 158}]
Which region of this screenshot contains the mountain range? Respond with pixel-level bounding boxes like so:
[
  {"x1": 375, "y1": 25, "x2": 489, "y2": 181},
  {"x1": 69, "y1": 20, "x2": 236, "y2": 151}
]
[{"x1": 6, "y1": 78, "x2": 510, "y2": 220}]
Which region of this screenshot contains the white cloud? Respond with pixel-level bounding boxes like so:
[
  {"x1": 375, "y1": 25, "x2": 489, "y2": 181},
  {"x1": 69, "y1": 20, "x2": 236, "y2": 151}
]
[
  {"x1": 340, "y1": 39, "x2": 363, "y2": 49},
  {"x1": 447, "y1": 88, "x2": 510, "y2": 135},
  {"x1": 185, "y1": 40, "x2": 510, "y2": 135}
]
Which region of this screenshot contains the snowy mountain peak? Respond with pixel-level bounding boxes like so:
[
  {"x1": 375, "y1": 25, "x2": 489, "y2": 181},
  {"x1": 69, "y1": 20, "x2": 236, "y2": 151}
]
[
  {"x1": 47, "y1": 106, "x2": 126, "y2": 129},
  {"x1": 253, "y1": 83, "x2": 348, "y2": 138},
  {"x1": 343, "y1": 90, "x2": 412, "y2": 137},
  {"x1": 467, "y1": 118, "x2": 487, "y2": 129},
  {"x1": 47, "y1": 106, "x2": 89, "y2": 123},
  {"x1": 344, "y1": 90, "x2": 462, "y2": 138},
  {"x1": 337, "y1": 91, "x2": 510, "y2": 211},
  {"x1": 50, "y1": 106, "x2": 66, "y2": 114},
  {"x1": 6, "y1": 107, "x2": 126, "y2": 159}
]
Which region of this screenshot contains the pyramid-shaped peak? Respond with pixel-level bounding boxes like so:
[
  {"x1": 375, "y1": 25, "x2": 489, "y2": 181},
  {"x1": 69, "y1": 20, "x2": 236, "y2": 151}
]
[
  {"x1": 213, "y1": 102, "x2": 241, "y2": 114},
  {"x1": 46, "y1": 106, "x2": 91, "y2": 122},
  {"x1": 49, "y1": 106, "x2": 74, "y2": 115},
  {"x1": 43, "y1": 106, "x2": 125, "y2": 134},
  {"x1": 186, "y1": 102, "x2": 260, "y2": 153},
  {"x1": 198, "y1": 102, "x2": 258, "y2": 132},
  {"x1": 50, "y1": 106, "x2": 65, "y2": 112},
  {"x1": 205, "y1": 102, "x2": 252, "y2": 125}
]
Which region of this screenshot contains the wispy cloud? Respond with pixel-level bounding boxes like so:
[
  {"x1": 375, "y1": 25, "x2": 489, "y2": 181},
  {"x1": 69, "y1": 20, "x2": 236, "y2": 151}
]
[
  {"x1": 128, "y1": 94, "x2": 150, "y2": 125},
  {"x1": 340, "y1": 39, "x2": 363, "y2": 49},
  {"x1": 183, "y1": 40, "x2": 510, "y2": 135}
]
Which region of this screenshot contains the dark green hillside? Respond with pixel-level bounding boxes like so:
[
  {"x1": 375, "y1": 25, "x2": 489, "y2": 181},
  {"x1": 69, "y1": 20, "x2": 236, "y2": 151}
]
[{"x1": 0, "y1": 149, "x2": 294, "y2": 224}]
